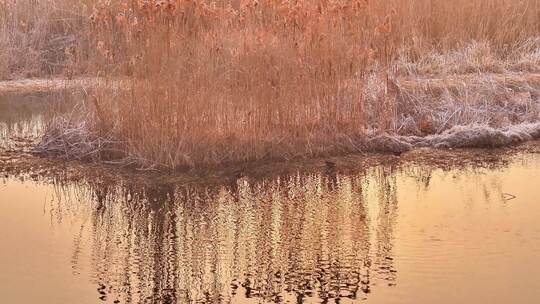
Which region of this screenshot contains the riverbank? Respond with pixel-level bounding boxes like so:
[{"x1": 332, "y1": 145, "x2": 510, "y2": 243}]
[
  {"x1": 1, "y1": 74, "x2": 540, "y2": 172},
  {"x1": 2, "y1": 70, "x2": 538, "y2": 169},
  {"x1": 2, "y1": 136, "x2": 540, "y2": 188}
]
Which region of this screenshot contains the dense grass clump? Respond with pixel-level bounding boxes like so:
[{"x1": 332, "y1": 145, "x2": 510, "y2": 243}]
[{"x1": 1, "y1": 0, "x2": 539, "y2": 168}]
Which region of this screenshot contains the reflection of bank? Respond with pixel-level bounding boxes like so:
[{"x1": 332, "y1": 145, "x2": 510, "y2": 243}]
[
  {"x1": 0, "y1": 92, "x2": 76, "y2": 146},
  {"x1": 51, "y1": 169, "x2": 400, "y2": 303}
]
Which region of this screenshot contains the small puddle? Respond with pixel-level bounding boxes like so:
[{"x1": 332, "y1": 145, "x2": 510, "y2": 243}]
[{"x1": 1, "y1": 94, "x2": 540, "y2": 304}]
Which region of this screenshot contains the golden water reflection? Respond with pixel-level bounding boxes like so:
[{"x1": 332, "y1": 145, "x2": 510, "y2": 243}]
[
  {"x1": 74, "y1": 169, "x2": 396, "y2": 303},
  {"x1": 2, "y1": 156, "x2": 540, "y2": 303}
]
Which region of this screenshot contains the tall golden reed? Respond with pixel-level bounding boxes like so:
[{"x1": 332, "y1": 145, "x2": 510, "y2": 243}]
[{"x1": 84, "y1": 0, "x2": 391, "y2": 168}]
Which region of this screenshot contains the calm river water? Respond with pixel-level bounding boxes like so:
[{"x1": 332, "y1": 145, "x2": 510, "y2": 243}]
[{"x1": 1, "y1": 94, "x2": 540, "y2": 304}]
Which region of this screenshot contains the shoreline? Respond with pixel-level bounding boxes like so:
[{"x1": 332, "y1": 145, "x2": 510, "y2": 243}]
[{"x1": 2, "y1": 139, "x2": 540, "y2": 188}]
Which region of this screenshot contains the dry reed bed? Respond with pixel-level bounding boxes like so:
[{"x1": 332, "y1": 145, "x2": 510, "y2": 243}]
[
  {"x1": 34, "y1": 69, "x2": 540, "y2": 169},
  {"x1": 1, "y1": 0, "x2": 539, "y2": 169},
  {"x1": 0, "y1": 0, "x2": 90, "y2": 79}
]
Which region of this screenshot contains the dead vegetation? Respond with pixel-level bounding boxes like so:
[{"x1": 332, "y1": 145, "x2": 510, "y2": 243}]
[
  {"x1": 1, "y1": 0, "x2": 539, "y2": 169},
  {"x1": 0, "y1": 0, "x2": 89, "y2": 79}
]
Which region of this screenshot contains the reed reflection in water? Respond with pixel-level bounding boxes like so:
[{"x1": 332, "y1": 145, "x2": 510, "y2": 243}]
[{"x1": 49, "y1": 167, "x2": 399, "y2": 304}]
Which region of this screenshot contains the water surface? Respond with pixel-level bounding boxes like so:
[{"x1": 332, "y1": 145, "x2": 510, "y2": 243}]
[
  {"x1": 1, "y1": 155, "x2": 540, "y2": 303},
  {"x1": 0, "y1": 92, "x2": 75, "y2": 148}
]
